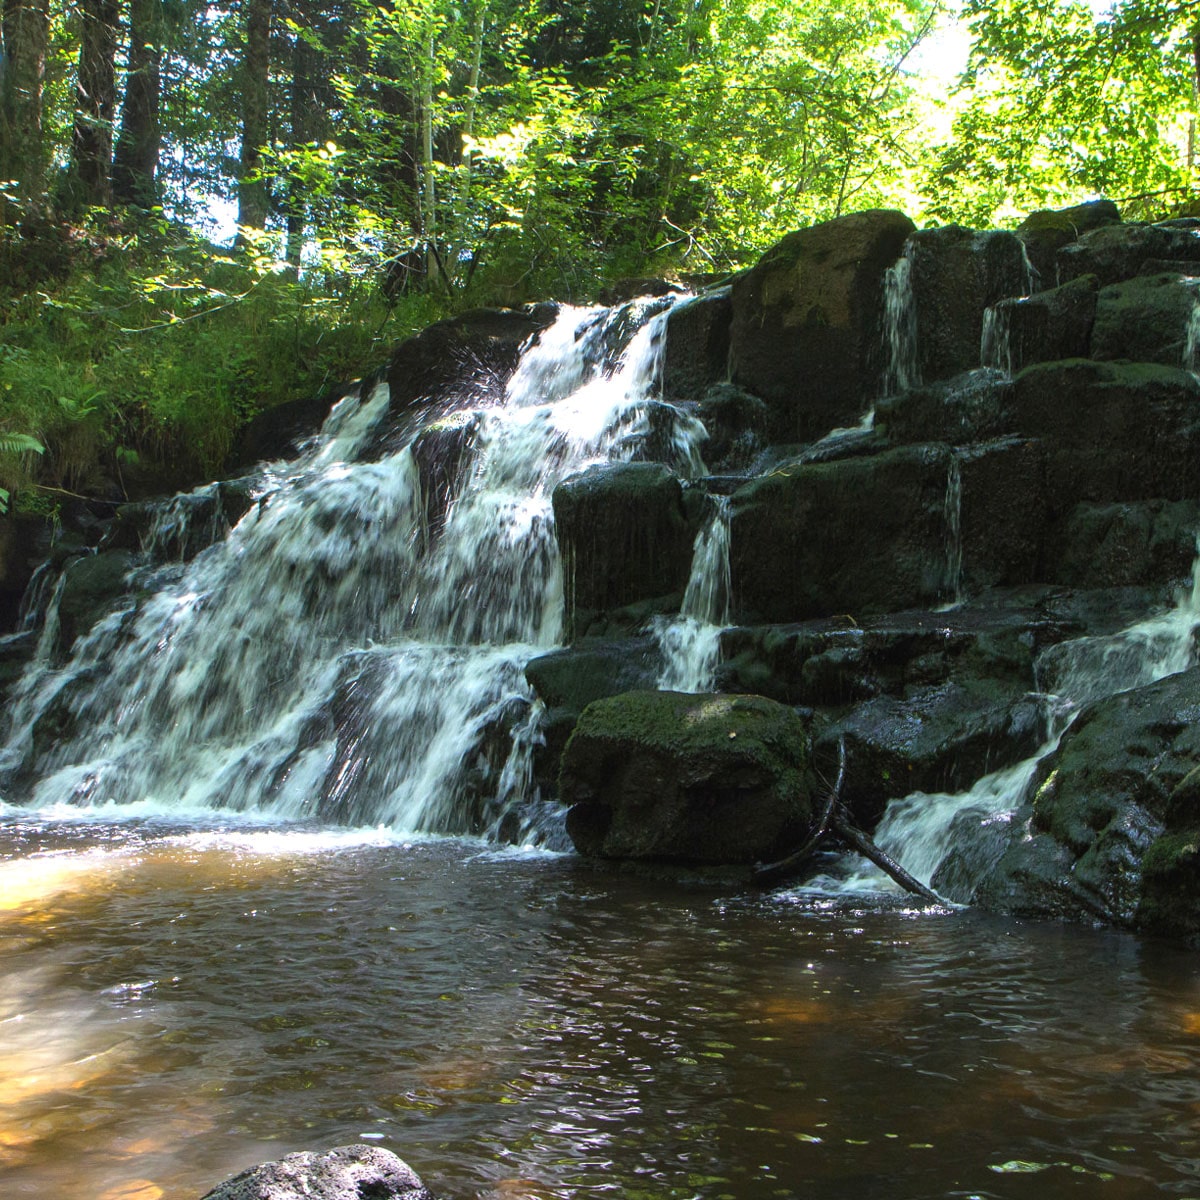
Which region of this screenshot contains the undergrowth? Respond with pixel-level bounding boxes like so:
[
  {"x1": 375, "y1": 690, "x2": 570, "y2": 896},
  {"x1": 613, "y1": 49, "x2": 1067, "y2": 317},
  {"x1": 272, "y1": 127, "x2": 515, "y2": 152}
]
[{"x1": 0, "y1": 210, "x2": 451, "y2": 511}]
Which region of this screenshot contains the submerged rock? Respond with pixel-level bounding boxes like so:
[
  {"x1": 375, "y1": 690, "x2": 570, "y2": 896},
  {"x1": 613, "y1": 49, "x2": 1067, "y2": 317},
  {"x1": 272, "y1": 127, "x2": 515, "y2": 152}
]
[
  {"x1": 200, "y1": 1144, "x2": 436, "y2": 1200},
  {"x1": 562, "y1": 690, "x2": 815, "y2": 864}
]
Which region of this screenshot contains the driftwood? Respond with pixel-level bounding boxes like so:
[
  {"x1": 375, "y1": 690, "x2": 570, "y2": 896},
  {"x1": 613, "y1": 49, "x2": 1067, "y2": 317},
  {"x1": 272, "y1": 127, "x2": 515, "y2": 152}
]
[{"x1": 751, "y1": 738, "x2": 945, "y2": 905}]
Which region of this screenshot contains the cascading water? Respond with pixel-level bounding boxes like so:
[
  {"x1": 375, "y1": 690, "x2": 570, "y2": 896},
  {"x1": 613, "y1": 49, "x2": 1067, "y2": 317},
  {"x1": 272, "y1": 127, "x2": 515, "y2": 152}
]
[
  {"x1": 881, "y1": 242, "x2": 919, "y2": 398},
  {"x1": 837, "y1": 550, "x2": 1200, "y2": 895},
  {"x1": 980, "y1": 302, "x2": 1014, "y2": 376},
  {"x1": 653, "y1": 496, "x2": 731, "y2": 692},
  {"x1": 1185, "y1": 293, "x2": 1200, "y2": 375},
  {"x1": 0, "y1": 298, "x2": 701, "y2": 839},
  {"x1": 939, "y1": 453, "x2": 964, "y2": 609}
]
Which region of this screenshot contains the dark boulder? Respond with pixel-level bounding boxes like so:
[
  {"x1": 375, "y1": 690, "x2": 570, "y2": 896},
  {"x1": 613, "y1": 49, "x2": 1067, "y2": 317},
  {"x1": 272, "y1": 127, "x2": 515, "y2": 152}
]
[
  {"x1": 982, "y1": 274, "x2": 1098, "y2": 374},
  {"x1": 1015, "y1": 198, "x2": 1121, "y2": 285},
  {"x1": 974, "y1": 665, "x2": 1200, "y2": 931},
  {"x1": 1091, "y1": 272, "x2": 1198, "y2": 366},
  {"x1": 200, "y1": 1144, "x2": 435, "y2": 1200},
  {"x1": 875, "y1": 368, "x2": 1012, "y2": 446},
  {"x1": 230, "y1": 379, "x2": 365, "y2": 470},
  {"x1": 361, "y1": 305, "x2": 557, "y2": 460},
  {"x1": 562, "y1": 689, "x2": 815, "y2": 864},
  {"x1": 662, "y1": 288, "x2": 732, "y2": 406},
  {"x1": 695, "y1": 383, "x2": 770, "y2": 473},
  {"x1": 552, "y1": 462, "x2": 703, "y2": 640},
  {"x1": 1045, "y1": 500, "x2": 1200, "y2": 589},
  {"x1": 907, "y1": 226, "x2": 1032, "y2": 383},
  {"x1": 1008, "y1": 360, "x2": 1200, "y2": 507},
  {"x1": 819, "y1": 682, "x2": 1046, "y2": 829},
  {"x1": 719, "y1": 599, "x2": 1045, "y2": 710},
  {"x1": 1057, "y1": 222, "x2": 1200, "y2": 289},
  {"x1": 409, "y1": 412, "x2": 481, "y2": 548},
  {"x1": 728, "y1": 443, "x2": 955, "y2": 623},
  {"x1": 729, "y1": 209, "x2": 915, "y2": 442},
  {"x1": 525, "y1": 636, "x2": 665, "y2": 790},
  {"x1": 56, "y1": 549, "x2": 137, "y2": 648}
]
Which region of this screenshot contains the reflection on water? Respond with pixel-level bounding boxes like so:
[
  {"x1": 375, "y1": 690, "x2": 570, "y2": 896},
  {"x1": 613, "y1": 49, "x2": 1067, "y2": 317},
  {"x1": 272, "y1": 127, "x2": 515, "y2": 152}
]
[{"x1": 2, "y1": 817, "x2": 1200, "y2": 1199}]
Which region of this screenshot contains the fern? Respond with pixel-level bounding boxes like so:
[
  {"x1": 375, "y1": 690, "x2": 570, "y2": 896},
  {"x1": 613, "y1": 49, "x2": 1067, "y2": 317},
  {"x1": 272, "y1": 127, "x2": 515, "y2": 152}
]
[{"x1": 0, "y1": 433, "x2": 45, "y2": 456}]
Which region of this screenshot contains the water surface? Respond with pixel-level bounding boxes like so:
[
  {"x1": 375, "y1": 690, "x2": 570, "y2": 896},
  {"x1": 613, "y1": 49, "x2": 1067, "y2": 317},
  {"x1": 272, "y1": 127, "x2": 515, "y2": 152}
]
[{"x1": 2, "y1": 814, "x2": 1200, "y2": 1200}]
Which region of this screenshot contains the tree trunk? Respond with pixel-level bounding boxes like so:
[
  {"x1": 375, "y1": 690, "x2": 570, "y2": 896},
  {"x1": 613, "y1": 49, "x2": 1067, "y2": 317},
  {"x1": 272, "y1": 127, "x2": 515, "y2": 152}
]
[
  {"x1": 420, "y1": 28, "x2": 436, "y2": 281},
  {"x1": 284, "y1": 14, "x2": 322, "y2": 274},
  {"x1": 68, "y1": 0, "x2": 120, "y2": 209},
  {"x1": 238, "y1": 0, "x2": 272, "y2": 233},
  {"x1": 112, "y1": 0, "x2": 163, "y2": 208},
  {"x1": 0, "y1": 0, "x2": 50, "y2": 208}
]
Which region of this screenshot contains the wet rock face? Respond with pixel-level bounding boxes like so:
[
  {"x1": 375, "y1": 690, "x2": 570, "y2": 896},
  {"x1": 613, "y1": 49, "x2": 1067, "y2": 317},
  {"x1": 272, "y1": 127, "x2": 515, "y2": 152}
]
[
  {"x1": 662, "y1": 288, "x2": 732, "y2": 405},
  {"x1": 1091, "y1": 272, "x2": 1199, "y2": 366},
  {"x1": 553, "y1": 462, "x2": 704, "y2": 639},
  {"x1": 562, "y1": 690, "x2": 815, "y2": 864},
  {"x1": 728, "y1": 443, "x2": 955, "y2": 623},
  {"x1": 728, "y1": 208, "x2": 915, "y2": 442},
  {"x1": 985, "y1": 273, "x2": 1099, "y2": 374},
  {"x1": 1056, "y1": 222, "x2": 1200, "y2": 288},
  {"x1": 1015, "y1": 198, "x2": 1121, "y2": 285},
  {"x1": 200, "y1": 1144, "x2": 436, "y2": 1200},
  {"x1": 974, "y1": 667, "x2": 1200, "y2": 933},
  {"x1": 907, "y1": 226, "x2": 1031, "y2": 382}
]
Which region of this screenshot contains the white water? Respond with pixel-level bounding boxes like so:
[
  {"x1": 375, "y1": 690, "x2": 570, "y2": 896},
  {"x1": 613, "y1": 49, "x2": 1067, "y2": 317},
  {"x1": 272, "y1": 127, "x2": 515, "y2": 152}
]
[
  {"x1": 980, "y1": 302, "x2": 1014, "y2": 376},
  {"x1": 881, "y1": 244, "x2": 919, "y2": 397},
  {"x1": 839, "y1": 552, "x2": 1200, "y2": 894},
  {"x1": 653, "y1": 497, "x2": 731, "y2": 692},
  {"x1": 0, "y1": 300, "x2": 703, "y2": 836}
]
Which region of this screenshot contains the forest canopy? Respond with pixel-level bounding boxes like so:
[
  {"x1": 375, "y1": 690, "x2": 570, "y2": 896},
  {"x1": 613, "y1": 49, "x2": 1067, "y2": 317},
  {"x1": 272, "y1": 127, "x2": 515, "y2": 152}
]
[{"x1": 0, "y1": 0, "x2": 1199, "y2": 506}]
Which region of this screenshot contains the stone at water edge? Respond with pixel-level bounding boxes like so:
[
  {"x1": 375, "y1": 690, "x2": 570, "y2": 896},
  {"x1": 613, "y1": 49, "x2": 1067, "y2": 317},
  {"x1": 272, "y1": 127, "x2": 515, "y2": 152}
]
[
  {"x1": 199, "y1": 1144, "x2": 436, "y2": 1200},
  {"x1": 561, "y1": 689, "x2": 815, "y2": 865}
]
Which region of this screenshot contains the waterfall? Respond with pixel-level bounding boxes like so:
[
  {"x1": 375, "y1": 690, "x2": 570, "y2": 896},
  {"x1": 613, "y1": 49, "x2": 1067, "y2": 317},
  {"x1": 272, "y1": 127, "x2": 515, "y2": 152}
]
[
  {"x1": 939, "y1": 453, "x2": 964, "y2": 609},
  {"x1": 653, "y1": 497, "x2": 731, "y2": 692},
  {"x1": 840, "y1": 551, "x2": 1200, "y2": 893},
  {"x1": 1185, "y1": 294, "x2": 1200, "y2": 375},
  {"x1": 881, "y1": 243, "x2": 919, "y2": 398},
  {"x1": 0, "y1": 299, "x2": 700, "y2": 838},
  {"x1": 980, "y1": 303, "x2": 1014, "y2": 376}
]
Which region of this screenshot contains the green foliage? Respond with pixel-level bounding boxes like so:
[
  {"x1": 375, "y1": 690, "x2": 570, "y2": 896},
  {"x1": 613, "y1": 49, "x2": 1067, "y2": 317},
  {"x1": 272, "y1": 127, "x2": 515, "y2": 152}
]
[
  {"x1": 0, "y1": 212, "x2": 441, "y2": 509},
  {"x1": 924, "y1": 0, "x2": 1200, "y2": 224}
]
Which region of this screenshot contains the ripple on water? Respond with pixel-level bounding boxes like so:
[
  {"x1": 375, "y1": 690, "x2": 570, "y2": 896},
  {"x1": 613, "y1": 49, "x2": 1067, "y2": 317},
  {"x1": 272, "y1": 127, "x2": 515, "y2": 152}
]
[{"x1": 1, "y1": 820, "x2": 1200, "y2": 1198}]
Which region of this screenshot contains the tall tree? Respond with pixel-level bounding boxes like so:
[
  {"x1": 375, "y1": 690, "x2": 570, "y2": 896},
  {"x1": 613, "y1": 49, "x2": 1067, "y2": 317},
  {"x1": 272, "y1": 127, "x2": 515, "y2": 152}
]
[
  {"x1": 67, "y1": 0, "x2": 120, "y2": 208},
  {"x1": 112, "y1": 0, "x2": 164, "y2": 207},
  {"x1": 0, "y1": 0, "x2": 51, "y2": 207},
  {"x1": 238, "y1": 0, "x2": 272, "y2": 231}
]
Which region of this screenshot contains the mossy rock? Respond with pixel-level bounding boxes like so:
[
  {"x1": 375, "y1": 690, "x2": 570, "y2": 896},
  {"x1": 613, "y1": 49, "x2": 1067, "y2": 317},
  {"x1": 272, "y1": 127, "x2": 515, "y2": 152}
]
[{"x1": 561, "y1": 689, "x2": 815, "y2": 864}]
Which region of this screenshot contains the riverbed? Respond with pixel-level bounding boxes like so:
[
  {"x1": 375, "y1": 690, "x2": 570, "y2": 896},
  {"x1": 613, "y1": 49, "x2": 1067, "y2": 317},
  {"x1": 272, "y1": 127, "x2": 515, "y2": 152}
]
[{"x1": 2, "y1": 810, "x2": 1199, "y2": 1199}]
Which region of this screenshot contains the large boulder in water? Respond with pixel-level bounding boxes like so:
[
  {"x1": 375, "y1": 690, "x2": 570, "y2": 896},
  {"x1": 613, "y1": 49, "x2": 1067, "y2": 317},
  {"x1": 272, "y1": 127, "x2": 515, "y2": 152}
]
[
  {"x1": 728, "y1": 443, "x2": 955, "y2": 623},
  {"x1": 728, "y1": 209, "x2": 914, "y2": 442},
  {"x1": 200, "y1": 1144, "x2": 436, "y2": 1200},
  {"x1": 552, "y1": 462, "x2": 704, "y2": 640},
  {"x1": 562, "y1": 690, "x2": 815, "y2": 864},
  {"x1": 907, "y1": 225, "x2": 1031, "y2": 382}
]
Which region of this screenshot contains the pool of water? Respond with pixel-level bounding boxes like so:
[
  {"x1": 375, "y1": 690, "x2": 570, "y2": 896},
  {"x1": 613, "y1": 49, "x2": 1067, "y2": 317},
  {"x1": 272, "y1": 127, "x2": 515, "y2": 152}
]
[{"x1": 2, "y1": 812, "x2": 1200, "y2": 1200}]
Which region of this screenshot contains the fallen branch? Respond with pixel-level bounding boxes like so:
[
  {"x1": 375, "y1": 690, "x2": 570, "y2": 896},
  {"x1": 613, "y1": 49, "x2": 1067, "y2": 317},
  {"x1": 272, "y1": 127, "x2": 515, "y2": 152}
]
[{"x1": 751, "y1": 736, "x2": 947, "y2": 904}]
